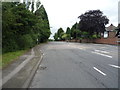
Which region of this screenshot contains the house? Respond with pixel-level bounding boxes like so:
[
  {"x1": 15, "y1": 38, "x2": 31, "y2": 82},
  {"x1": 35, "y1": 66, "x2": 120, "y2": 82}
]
[
  {"x1": 94, "y1": 24, "x2": 118, "y2": 45},
  {"x1": 103, "y1": 24, "x2": 117, "y2": 38},
  {"x1": 106, "y1": 24, "x2": 117, "y2": 32}
]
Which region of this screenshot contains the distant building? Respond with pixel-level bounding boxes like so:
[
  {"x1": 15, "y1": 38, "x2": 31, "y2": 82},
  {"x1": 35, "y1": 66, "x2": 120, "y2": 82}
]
[
  {"x1": 103, "y1": 24, "x2": 117, "y2": 38},
  {"x1": 106, "y1": 24, "x2": 117, "y2": 31}
]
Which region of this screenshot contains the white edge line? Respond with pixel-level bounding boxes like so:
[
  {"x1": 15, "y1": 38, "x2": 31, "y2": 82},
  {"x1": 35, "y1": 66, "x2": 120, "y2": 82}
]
[
  {"x1": 109, "y1": 64, "x2": 120, "y2": 69},
  {"x1": 92, "y1": 51, "x2": 112, "y2": 58},
  {"x1": 93, "y1": 67, "x2": 106, "y2": 76}
]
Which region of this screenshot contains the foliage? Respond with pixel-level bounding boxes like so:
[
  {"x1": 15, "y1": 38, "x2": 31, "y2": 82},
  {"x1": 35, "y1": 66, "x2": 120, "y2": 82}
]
[
  {"x1": 66, "y1": 27, "x2": 71, "y2": 35},
  {"x1": 17, "y1": 34, "x2": 34, "y2": 49},
  {"x1": 81, "y1": 31, "x2": 89, "y2": 39},
  {"x1": 71, "y1": 23, "x2": 80, "y2": 39},
  {"x1": 92, "y1": 35, "x2": 98, "y2": 39},
  {"x1": 57, "y1": 28, "x2": 64, "y2": 37},
  {"x1": 48, "y1": 39, "x2": 54, "y2": 41},
  {"x1": 2, "y1": 2, "x2": 51, "y2": 53},
  {"x1": 61, "y1": 33, "x2": 67, "y2": 40},
  {"x1": 78, "y1": 10, "x2": 109, "y2": 36},
  {"x1": 53, "y1": 33, "x2": 59, "y2": 41},
  {"x1": 53, "y1": 28, "x2": 64, "y2": 41},
  {"x1": 54, "y1": 10, "x2": 109, "y2": 41}
]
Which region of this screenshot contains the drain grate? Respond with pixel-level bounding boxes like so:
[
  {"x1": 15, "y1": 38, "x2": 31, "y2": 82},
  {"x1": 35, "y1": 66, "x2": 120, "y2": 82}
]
[{"x1": 39, "y1": 66, "x2": 47, "y2": 70}]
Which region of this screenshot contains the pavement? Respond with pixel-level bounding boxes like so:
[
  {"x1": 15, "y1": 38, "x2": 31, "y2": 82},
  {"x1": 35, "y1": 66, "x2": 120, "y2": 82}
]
[
  {"x1": 1, "y1": 44, "x2": 44, "y2": 89},
  {"x1": 29, "y1": 42, "x2": 120, "y2": 88}
]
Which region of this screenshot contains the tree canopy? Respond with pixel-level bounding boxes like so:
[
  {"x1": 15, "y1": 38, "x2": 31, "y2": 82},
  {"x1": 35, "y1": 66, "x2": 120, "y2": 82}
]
[
  {"x1": 78, "y1": 10, "x2": 109, "y2": 36},
  {"x1": 54, "y1": 10, "x2": 109, "y2": 41},
  {"x1": 2, "y1": 2, "x2": 51, "y2": 53},
  {"x1": 53, "y1": 28, "x2": 65, "y2": 41}
]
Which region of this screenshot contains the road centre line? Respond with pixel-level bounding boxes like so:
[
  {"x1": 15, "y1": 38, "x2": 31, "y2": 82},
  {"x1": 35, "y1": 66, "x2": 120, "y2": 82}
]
[
  {"x1": 91, "y1": 51, "x2": 112, "y2": 58},
  {"x1": 93, "y1": 67, "x2": 106, "y2": 76},
  {"x1": 109, "y1": 64, "x2": 120, "y2": 69}
]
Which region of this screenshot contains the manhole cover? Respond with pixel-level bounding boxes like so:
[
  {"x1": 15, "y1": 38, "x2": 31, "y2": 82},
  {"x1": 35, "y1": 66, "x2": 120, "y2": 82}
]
[{"x1": 39, "y1": 66, "x2": 47, "y2": 70}]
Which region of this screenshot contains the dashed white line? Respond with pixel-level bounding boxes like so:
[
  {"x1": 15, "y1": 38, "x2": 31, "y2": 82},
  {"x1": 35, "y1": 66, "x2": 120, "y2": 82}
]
[
  {"x1": 101, "y1": 47, "x2": 106, "y2": 48},
  {"x1": 79, "y1": 48, "x2": 84, "y2": 50},
  {"x1": 92, "y1": 51, "x2": 112, "y2": 58},
  {"x1": 109, "y1": 64, "x2": 120, "y2": 69},
  {"x1": 93, "y1": 67, "x2": 106, "y2": 76},
  {"x1": 95, "y1": 49, "x2": 109, "y2": 54}
]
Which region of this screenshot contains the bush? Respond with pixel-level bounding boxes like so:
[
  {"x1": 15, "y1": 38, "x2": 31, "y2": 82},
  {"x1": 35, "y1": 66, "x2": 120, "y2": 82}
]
[
  {"x1": 92, "y1": 34, "x2": 101, "y2": 39},
  {"x1": 30, "y1": 33, "x2": 38, "y2": 45},
  {"x1": 48, "y1": 39, "x2": 54, "y2": 41},
  {"x1": 92, "y1": 35, "x2": 97, "y2": 39},
  {"x1": 17, "y1": 34, "x2": 34, "y2": 49},
  {"x1": 2, "y1": 39, "x2": 19, "y2": 53}
]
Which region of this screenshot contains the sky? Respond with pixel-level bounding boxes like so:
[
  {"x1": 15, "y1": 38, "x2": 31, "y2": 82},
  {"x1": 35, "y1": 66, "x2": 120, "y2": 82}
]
[
  {"x1": 118, "y1": 0, "x2": 120, "y2": 24},
  {"x1": 40, "y1": 0, "x2": 119, "y2": 39}
]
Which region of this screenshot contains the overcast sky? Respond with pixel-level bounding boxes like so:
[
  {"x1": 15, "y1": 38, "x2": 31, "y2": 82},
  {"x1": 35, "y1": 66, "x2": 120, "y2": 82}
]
[{"x1": 40, "y1": 0, "x2": 119, "y2": 39}]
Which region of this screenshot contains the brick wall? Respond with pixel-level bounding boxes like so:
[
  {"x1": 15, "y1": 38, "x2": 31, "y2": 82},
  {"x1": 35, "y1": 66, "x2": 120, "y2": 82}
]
[
  {"x1": 94, "y1": 37, "x2": 118, "y2": 45},
  {"x1": 94, "y1": 32, "x2": 118, "y2": 45},
  {"x1": 69, "y1": 32, "x2": 119, "y2": 45}
]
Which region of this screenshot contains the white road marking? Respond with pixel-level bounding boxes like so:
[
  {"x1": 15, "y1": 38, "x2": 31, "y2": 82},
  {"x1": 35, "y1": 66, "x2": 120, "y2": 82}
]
[
  {"x1": 101, "y1": 47, "x2": 106, "y2": 48},
  {"x1": 109, "y1": 64, "x2": 120, "y2": 69},
  {"x1": 95, "y1": 49, "x2": 109, "y2": 54},
  {"x1": 93, "y1": 67, "x2": 106, "y2": 76},
  {"x1": 92, "y1": 51, "x2": 112, "y2": 58},
  {"x1": 79, "y1": 48, "x2": 84, "y2": 49}
]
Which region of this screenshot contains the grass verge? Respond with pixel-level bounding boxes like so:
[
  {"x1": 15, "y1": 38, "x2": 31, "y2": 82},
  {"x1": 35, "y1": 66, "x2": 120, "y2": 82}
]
[{"x1": 1, "y1": 50, "x2": 27, "y2": 69}]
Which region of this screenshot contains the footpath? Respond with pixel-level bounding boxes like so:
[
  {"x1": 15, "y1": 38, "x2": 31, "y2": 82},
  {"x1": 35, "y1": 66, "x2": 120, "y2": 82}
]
[{"x1": 1, "y1": 44, "x2": 43, "y2": 89}]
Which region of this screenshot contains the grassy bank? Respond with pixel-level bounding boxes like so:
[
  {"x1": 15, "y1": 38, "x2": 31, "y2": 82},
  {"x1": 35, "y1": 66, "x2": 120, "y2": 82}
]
[{"x1": 1, "y1": 50, "x2": 27, "y2": 69}]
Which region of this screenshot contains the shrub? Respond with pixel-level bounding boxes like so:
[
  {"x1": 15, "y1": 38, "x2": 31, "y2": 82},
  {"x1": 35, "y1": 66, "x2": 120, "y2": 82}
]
[
  {"x1": 17, "y1": 34, "x2": 34, "y2": 49},
  {"x1": 92, "y1": 34, "x2": 97, "y2": 39},
  {"x1": 2, "y1": 39, "x2": 19, "y2": 53}
]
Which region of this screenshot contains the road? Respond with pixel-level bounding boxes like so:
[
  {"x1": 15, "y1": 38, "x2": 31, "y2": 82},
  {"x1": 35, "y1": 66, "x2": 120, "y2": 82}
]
[{"x1": 29, "y1": 42, "x2": 119, "y2": 88}]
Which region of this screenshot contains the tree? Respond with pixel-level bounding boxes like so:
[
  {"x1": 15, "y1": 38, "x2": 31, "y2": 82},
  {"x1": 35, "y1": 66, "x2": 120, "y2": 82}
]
[
  {"x1": 2, "y1": 2, "x2": 51, "y2": 53},
  {"x1": 66, "y1": 27, "x2": 71, "y2": 40},
  {"x1": 78, "y1": 10, "x2": 109, "y2": 37},
  {"x1": 53, "y1": 33, "x2": 58, "y2": 41},
  {"x1": 61, "y1": 34, "x2": 68, "y2": 40},
  {"x1": 71, "y1": 22, "x2": 80, "y2": 39},
  {"x1": 66, "y1": 27, "x2": 71, "y2": 34},
  {"x1": 57, "y1": 28, "x2": 64, "y2": 40},
  {"x1": 34, "y1": 5, "x2": 51, "y2": 42}
]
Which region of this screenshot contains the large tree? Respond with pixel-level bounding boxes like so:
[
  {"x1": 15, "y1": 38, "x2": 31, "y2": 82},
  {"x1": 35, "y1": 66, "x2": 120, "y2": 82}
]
[
  {"x1": 2, "y1": 2, "x2": 51, "y2": 53},
  {"x1": 57, "y1": 28, "x2": 64, "y2": 40},
  {"x1": 35, "y1": 5, "x2": 51, "y2": 42},
  {"x1": 78, "y1": 10, "x2": 109, "y2": 36},
  {"x1": 71, "y1": 22, "x2": 80, "y2": 39},
  {"x1": 66, "y1": 27, "x2": 71, "y2": 35},
  {"x1": 66, "y1": 27, "x2": 71, "y2": 40},
  {"x1": 53, "y1": 33, "x2": 58, "y2": 41}
]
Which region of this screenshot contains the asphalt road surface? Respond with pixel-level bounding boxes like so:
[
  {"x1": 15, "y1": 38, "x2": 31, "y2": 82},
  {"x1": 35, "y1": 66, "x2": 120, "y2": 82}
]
[{"x1": 29, "y1": 42, "x2": 119, "y2": 88}]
